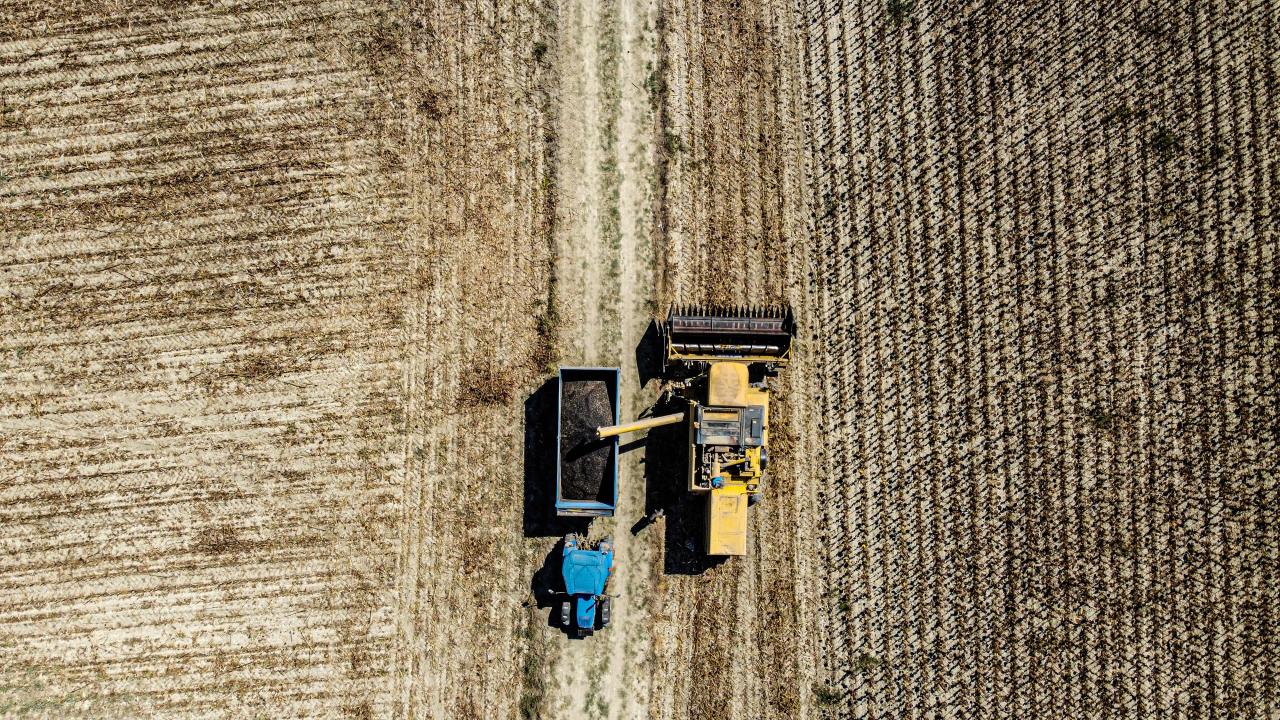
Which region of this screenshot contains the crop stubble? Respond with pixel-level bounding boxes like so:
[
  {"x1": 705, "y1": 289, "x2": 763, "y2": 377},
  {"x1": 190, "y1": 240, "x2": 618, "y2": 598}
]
[
  {"x1": 653, "y1": 0, "x2": 822, "y2": 718},
  {"x1": 381, "y1": 2, "x2": 551, "y2": 719},
  {"x1": 1, "y1": 2, "x2": 412, "y2": 717},
  {"x1": 1, "y1": 1, "x2": 553, "y2": 718}
]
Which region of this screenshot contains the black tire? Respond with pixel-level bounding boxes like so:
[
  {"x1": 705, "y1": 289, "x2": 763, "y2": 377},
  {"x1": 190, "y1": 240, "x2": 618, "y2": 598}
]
[
  {"x1": 599, "y1": 596, "x2": 612, "y2": 628},
  {"x1": 559, "y1": 600, "x2": 571, "y2": 626}
]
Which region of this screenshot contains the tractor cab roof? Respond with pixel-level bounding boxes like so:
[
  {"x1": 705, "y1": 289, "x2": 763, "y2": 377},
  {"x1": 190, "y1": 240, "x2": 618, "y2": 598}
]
[{"x1": 562, "y1": 547, "x2": 611, "y2": 596}]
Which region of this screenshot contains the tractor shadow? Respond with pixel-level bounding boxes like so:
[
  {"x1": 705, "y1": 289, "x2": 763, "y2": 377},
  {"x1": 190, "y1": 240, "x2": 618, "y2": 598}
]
[
  {"x1": 529, "y1": 537, "x2": 583, "y2": 638},
  {"x1": 523, "y1": 377, "x2": 590, "y2": 539},
  {"x1": 637, "y1": 391, "x2": 727, "y2": 576}
]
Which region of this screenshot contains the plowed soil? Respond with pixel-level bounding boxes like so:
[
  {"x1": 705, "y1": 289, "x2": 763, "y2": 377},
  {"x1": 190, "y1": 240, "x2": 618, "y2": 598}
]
[{"x1": 1, "y1": 1, "x2": 1274, "y2": 719}]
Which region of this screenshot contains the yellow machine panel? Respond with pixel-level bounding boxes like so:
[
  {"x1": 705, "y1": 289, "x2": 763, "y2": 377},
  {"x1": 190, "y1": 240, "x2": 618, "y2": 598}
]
[
  {"x1": 745, "y1": 386, "x2": 769, "y2": 435},
  {"x1": 707, "y1": 485, "x2": 749, "y2": 556},
  {"x1": 708, "y1": 362, "x2": 749, "y2": 406}
]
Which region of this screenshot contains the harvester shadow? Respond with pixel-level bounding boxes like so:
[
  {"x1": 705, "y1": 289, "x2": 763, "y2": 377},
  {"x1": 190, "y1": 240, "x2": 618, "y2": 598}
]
[
  {"x1": 635, "y1": 319, "x2": 663, "y2": 388},
  {"x1": 565, "y1": 437, "x2": 611, "y2": 463},
  {"x1": 618, "y1": 436, "x2": 647, "y2": 455},
  {"x1": 523, "y1": 377, "x2": 590, "y2": 539},
  {"x1": 641, "y1": 393, "x2": 727, "y2": 576},
  {"x1": 529, "y1": 538, "x2": 582, "y2": 639}
]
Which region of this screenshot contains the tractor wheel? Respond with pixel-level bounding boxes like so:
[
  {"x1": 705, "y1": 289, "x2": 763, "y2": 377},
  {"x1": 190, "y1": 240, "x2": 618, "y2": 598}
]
[{"x1": 559, "y1": 601, "x2": 571, "y2": 626}]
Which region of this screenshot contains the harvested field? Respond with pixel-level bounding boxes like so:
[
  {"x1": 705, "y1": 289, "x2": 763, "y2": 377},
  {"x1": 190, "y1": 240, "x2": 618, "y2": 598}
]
[
  {"x1": 0, "y1": 3, "x2": 412, "y2": 717},
  {"x1": 0, "y1": 1, "x2": 1275, "y2": 719},
  {"x1": 1, "y1": 1, "x2": 553, "y2": 717}
]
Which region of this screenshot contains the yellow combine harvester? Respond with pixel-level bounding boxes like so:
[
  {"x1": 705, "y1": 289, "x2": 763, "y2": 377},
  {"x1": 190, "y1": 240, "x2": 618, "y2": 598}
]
[{"x1": 598, "y1": 305, "x2": 795, "y2": 556}]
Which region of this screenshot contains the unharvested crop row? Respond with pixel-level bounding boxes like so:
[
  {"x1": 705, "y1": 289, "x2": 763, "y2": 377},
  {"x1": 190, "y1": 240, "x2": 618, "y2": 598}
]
[{"x1": 803, "y1": 1, "x2": 1277, "y2": 718}]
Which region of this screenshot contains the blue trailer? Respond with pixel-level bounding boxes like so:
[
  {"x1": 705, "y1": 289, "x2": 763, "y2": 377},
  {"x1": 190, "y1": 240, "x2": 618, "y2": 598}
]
[
  {"x1": 555, "y1": 367, "x2": 620, "y2": 517},
  {"x1": 559, "y1": 534, "x2": 613, "y2": 636}
]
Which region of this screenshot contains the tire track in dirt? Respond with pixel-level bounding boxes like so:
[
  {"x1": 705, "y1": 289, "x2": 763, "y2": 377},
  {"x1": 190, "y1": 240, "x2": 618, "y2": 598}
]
[
  {"x1": 527, "y1": 1, "x2": 662, "y2": 718},
  {"x1": 535, "y1": 0, "x2": 619, "y2": 714},
  {"x1": 608, "y1": 1, "x2": 663, "y2": 718}
]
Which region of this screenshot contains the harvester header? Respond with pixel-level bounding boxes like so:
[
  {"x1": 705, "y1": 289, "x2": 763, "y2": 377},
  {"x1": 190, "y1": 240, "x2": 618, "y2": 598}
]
[{"x1": 665, "y1": 304, "x2": 795, "y2": 366}]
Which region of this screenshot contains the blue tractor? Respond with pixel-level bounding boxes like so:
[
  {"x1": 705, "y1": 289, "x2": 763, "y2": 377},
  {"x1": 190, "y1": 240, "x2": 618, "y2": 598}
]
[{"x1": 559, "y1": 534, "x2": 613, "y2": 637}]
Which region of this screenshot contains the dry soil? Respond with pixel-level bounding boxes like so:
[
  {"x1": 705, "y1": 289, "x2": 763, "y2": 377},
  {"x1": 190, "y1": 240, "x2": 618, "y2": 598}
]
[{"x1": 0, "y1": 1, "x2": 1275, "y2": 719}]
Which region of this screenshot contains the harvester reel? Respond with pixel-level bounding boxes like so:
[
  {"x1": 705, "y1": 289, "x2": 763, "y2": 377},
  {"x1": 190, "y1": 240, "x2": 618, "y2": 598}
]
[{"x1": 663, "y1": 304, "x2": 795, "y2": 368}]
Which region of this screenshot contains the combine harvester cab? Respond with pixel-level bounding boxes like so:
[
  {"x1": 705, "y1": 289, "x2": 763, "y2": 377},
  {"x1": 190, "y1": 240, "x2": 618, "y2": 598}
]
[
  {"x1": 555, "y1": 367, "x2": 620, "y2": 517},
  {"x1": 559, "y1": 534, "x2": 613, "y2": 637}
]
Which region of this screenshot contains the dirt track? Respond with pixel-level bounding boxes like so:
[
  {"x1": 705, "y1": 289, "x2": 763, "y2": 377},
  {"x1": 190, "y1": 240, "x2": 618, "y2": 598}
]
[
  {"x1": 1, "y1": 1, "x2": 1275, "y2": 719},
  {"x1": 530, "y1": 1, "x2": 664, "y2": 717}
]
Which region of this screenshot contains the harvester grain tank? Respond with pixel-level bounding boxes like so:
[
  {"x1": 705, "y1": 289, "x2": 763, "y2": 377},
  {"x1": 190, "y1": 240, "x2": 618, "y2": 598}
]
[{"x1": 597, "y1": 305, "x2": 795, "y2": 556}]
